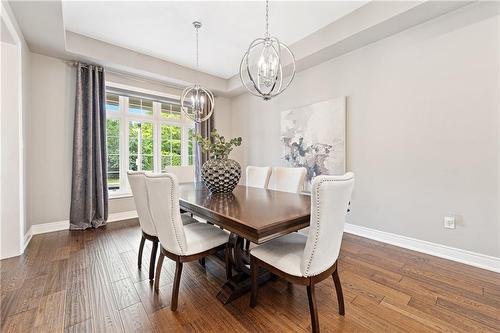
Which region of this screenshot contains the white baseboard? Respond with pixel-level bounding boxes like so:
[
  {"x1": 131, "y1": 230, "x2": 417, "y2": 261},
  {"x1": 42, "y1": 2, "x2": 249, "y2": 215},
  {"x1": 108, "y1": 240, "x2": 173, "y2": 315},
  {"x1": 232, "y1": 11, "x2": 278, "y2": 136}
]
[
  {"x1": 31, "y1": 220, "x2": 69, "y2": 235},
  {"x1": 108, "y1": 210, "x2": 138, "y2": 222},
  {"x1": 24, "y1": 210, "x2": 139, "y2": 246},
  {"x1": 344, "y1": 223, "x2": 500, "y2": 273},
  {"x1": 23, "y1": 229, "x2": 32, "y2": 252}
]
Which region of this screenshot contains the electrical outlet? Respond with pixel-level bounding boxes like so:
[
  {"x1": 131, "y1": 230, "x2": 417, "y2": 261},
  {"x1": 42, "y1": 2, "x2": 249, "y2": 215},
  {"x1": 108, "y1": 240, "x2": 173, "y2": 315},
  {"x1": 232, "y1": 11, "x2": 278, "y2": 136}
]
[{"x1": 444, "y1": 216, "x2": 456, "y2": 229}]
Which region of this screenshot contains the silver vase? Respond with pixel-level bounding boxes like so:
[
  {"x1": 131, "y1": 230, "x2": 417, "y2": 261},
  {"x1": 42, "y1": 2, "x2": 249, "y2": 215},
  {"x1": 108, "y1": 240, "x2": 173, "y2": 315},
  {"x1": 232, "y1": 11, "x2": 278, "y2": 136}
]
[{"x1": 201, "y1": 157, "x2": 241, "y2": 193}]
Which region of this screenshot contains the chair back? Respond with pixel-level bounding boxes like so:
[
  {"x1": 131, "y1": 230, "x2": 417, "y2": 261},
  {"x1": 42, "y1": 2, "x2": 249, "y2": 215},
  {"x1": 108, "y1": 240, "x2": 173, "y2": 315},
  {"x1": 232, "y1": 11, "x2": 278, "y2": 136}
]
[
  {"x1": 268, "y1": 167, "x2": 307, "y2": 193},
  {"x1": 163, "y1": 166, "x2": 195, "y2": 183},
  {"x1": 127, "y1": 171, "x2": 157, "y2": 236},
  {"x1": 246, "y1": 166, "x2": 272, "y2": 189},
  {"x1": 144, "y1": 173, "x2": 187, "y2": 255},
  {"x1": 300, "y1": 173, "x2": 355, "y2": 277}
]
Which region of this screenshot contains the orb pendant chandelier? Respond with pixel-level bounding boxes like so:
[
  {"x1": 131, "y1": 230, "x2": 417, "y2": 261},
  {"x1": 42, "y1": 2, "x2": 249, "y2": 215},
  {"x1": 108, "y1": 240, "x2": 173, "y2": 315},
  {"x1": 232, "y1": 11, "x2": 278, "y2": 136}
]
[
  {"x1": 181, "y1": 21, "x2": 215, "y2": 123},
  {"x1": 240, "y1": 0, "x2": 296, "y2": 101}
]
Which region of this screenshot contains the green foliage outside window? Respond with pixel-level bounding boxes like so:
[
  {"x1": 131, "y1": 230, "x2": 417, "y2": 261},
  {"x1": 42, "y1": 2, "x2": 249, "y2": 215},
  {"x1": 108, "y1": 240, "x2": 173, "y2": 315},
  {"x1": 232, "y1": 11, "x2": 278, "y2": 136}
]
[
  {"x1": 188, "y1": 128, "x2": 194, "y2": 165},
  {"x1": 160, "y1": 102, "x2": 181, "y2": 120},
  {"x1": 161, "y1": 125, "x2": 182, "y2": 169},
  {"x1": 106, "y1": 118, "x2": 120, "y2": 187},
  {"x1": 129, "y1": 121, "x2": 154, "y2": 171}
]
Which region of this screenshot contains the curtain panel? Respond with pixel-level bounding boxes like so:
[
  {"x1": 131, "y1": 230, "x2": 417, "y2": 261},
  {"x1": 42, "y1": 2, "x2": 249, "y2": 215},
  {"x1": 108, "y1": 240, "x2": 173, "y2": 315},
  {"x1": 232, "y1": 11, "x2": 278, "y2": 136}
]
[
  {"x1": 70, "y1": 63, "x2": 108, "y2": 230},
  {"x1": 194, "y1": 102, "x2": 214, "y2": 182}
]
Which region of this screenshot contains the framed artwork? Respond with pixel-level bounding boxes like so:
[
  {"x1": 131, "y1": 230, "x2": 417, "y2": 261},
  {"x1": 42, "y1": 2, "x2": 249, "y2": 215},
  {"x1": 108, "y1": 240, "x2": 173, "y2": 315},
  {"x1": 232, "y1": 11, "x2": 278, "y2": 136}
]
[{"x1": 281, "y1": 97, "x2": 346, "y2": 191}]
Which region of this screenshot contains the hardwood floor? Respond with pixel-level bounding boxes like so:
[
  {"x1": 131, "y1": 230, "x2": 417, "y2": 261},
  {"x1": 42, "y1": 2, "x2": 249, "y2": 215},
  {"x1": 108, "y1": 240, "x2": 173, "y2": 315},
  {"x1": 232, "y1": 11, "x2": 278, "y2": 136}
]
[{"x1": 1, "y1": 219, "x2": 499, "y2": 333}]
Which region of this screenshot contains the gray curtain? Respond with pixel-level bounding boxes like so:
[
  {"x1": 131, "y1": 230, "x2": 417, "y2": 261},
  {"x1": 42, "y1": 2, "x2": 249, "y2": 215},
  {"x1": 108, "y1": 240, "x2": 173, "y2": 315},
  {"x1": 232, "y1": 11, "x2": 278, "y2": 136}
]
[
  {"x1": 70, "y1": 63, "x2": 108, "y2": 230},
  {"x1": 194, "y1": 102, "x2": 214, "y2": 182}
]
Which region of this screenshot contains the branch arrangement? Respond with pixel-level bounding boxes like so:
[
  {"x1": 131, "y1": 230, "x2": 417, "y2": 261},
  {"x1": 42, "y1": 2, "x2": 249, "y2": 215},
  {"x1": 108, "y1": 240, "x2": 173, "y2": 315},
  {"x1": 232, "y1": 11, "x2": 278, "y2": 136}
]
[{"x1": 194, "y1": 129, "x2": 242, "y2": 159}]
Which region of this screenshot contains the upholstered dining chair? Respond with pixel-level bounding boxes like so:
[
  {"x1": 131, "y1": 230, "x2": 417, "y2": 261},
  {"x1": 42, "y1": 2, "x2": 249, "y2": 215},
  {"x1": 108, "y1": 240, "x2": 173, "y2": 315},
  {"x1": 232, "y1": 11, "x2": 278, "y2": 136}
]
[
  {"x1": 268, "y1": 166, "x2": 307, "y2": 193},
  {"x1": 246, "y1": 166, "x2": 272, "y2": 188},
  {"x1": 163, "y1": 165, "x2": 196, "y2": 216},
  {"x1": 144, "y1": 173, "x2": 230, "y2": 311},
  {"x1": 249, "y1": 173, "x2": 355, "y2": 333},
  {"x1": 163, "y1": 165, "x2": 195, "y2": 183},
  {"x1": 127, "y1": 171, "x2": 196, "y2": 281}
]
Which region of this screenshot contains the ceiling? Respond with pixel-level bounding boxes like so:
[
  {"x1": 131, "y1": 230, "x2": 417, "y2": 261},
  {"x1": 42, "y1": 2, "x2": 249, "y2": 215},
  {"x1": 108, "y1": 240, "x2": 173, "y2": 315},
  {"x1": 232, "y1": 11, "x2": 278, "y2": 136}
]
[
  {"x1": 61, "y1": 1, "x2": 368, "y2": 79},
  {"x1": 10, "y1": 0, "x2": 473, "y2": 95}
]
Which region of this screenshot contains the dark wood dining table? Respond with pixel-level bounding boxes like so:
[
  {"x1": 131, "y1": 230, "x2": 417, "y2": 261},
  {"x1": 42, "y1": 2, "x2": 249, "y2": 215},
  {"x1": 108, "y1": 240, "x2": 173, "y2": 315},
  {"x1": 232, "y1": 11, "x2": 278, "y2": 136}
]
[{"x1": 178, "y1": 182, "x2": 311, "y2": 304}]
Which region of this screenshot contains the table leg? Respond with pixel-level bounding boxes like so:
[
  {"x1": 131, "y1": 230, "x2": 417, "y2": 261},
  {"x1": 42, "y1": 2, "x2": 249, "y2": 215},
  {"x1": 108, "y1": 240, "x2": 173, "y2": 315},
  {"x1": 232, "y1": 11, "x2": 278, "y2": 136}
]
[{"x1": 216, "y1": 232, "x2": 273, "y2": 304}]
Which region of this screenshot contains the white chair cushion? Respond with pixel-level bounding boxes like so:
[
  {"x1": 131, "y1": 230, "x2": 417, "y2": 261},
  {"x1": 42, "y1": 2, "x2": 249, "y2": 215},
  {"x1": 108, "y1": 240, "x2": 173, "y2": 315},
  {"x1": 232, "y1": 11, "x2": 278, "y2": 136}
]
[
  {"x1": 183, "y1": 223, "x2": 229, "y2": 256},
  {"x1": 163, "y1": 166, "x2": 195, "y2": 183},
  {"x1": 250, "y1": 232, "x2": 307, "y2": 277}
]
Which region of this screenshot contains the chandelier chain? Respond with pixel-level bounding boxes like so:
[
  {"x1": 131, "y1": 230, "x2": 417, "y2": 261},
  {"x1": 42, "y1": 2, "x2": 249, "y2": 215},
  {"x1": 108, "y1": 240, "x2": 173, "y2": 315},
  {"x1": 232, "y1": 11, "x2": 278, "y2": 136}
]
[
  {"x1": 195, "y1": 25, "x2": 199, "y2": 69},
  {"x1": 265, "y1": 0, "x2": 269, "y2": 37}
]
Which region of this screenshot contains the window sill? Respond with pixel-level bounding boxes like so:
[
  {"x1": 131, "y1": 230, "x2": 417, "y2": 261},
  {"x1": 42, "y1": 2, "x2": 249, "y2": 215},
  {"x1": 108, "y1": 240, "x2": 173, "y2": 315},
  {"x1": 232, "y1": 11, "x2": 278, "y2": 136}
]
[{"x1": 109, "y1": 192, "x2": 133, "y2": 200}]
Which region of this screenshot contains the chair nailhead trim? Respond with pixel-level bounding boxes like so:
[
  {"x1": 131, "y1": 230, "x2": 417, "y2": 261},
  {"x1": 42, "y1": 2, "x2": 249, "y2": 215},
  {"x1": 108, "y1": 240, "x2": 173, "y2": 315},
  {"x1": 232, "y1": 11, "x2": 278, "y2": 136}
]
[
  {"x1": 304, "y1": 178, "x2": 339, "y2": 277},
  {"x1": 165, "y1": 174, "x2": 185, "y2": 255}
]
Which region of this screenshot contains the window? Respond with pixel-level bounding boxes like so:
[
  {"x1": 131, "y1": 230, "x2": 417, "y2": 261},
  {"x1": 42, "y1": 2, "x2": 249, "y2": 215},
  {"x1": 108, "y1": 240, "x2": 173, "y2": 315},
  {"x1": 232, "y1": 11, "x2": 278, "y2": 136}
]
[{"x1": 105, "y1": 90, "x2": 195, "y2": 194}]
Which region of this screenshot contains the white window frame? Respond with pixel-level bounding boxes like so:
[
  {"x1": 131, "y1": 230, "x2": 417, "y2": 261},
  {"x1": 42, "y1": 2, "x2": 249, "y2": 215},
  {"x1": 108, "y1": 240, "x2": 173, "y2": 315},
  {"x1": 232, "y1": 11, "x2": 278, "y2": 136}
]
[{"x1": 105, "y1": 83, "x2": 194, "y2": 197}]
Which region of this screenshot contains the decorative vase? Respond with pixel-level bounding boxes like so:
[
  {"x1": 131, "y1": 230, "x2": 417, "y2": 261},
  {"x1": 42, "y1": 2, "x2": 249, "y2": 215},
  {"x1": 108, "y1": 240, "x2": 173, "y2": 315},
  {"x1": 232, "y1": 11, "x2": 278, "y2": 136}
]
[{"x1": 201, "y1": 156, "x2": 241, "y2": 193}]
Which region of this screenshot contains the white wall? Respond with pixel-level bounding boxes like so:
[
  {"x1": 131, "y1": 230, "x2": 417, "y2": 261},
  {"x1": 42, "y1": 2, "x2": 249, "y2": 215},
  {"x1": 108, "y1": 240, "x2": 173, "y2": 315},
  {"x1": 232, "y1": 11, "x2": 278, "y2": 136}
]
[
  {"x1": 27, "y1": 54, "x2": 233, "y2": 223},
  {"x1": 230, "y1": 4, "x2": 500, "y2": 257},
  {"x1": 1, "y1": 2, "x2": 31, "y2": 259},
  {"x1": 1, "y1": 42, "x2": 22, "y2": 258}
]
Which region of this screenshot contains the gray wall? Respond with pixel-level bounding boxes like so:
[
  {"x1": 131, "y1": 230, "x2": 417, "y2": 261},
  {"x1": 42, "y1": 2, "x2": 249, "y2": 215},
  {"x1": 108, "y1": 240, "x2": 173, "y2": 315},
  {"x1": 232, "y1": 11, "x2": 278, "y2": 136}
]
[
  {"x1": 28, "y1": 53, "x2": 75, "y2": 226},
  {"x1": 1, "y1": 1, "x2": 31, "y2": 259},
  {"x1": 230, "y1": 4, "x2": 500, "y2": 257},
  {"x1": 27, "y1": 53, "x2": 233, "y2": 224}
]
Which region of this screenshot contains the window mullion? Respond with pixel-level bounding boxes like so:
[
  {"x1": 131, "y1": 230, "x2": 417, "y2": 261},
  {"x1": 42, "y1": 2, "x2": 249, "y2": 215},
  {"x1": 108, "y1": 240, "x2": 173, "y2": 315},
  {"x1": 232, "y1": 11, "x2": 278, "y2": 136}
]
[
  {"x1": 153, "y1": 101, "x2": 161, "y2": 173},
  {"x1": 120, "y1": 96, "x2": 128, "y2": 192},
  {"x1": 137, "y1": 123, "x2": 142, "y2": 171}
]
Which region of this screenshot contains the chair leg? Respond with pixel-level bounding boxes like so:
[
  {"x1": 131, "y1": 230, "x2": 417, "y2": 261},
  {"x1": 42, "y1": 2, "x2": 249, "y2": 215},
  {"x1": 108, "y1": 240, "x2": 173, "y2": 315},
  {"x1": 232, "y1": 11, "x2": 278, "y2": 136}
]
[
  {"x1": 307, "y1": 284, "x2": 320, "y2": 333},
  {"x1": 250, "y1": 256, "x2": 258, "y2": 308},
  {"x1": 149, "y1": 240, "x2": 158, "y2": 281},
  {"x1": 198, "y1": 257, "x2": 206, "y2": 267},
  {"x1": 171, "y1": 261, "x2": 183, "y2": 311},
  {"x1": 138, "y1": 235, "x2": 146, "y2": 269},
  {"x1": 154, "y1": 252, "x2": 164, "y2": 292},
  {"x1": 332, "y1": 268, "x2": 345, "y2": 316}
]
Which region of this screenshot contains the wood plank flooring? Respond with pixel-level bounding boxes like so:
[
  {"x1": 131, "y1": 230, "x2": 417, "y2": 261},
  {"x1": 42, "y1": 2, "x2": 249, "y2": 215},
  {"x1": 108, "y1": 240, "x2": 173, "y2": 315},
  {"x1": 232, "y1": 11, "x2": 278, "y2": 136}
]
[{"x1": 1, "y1": 219, "x2": 499, "y2": 332}]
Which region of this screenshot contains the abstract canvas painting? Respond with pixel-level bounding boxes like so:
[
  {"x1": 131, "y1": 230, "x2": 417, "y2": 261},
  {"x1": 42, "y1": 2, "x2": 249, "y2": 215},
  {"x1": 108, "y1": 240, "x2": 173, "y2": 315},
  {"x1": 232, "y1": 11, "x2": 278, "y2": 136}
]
[{"x1": 281, "y1": 97, "x2": 346, "y2": 191}]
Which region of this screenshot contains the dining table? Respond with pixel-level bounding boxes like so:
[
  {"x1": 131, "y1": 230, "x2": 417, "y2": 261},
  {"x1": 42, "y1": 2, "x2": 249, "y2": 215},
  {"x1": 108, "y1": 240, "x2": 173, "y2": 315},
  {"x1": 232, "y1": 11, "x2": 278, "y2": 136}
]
[{"x1": 178, "y1": 182, "x2": 311, "y2": 304}]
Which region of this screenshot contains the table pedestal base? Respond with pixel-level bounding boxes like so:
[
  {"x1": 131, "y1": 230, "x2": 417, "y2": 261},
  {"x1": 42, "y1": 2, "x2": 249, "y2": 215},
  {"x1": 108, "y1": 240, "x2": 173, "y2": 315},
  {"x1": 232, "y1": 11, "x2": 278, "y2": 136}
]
[
  {"x1": 216, "y1": 233, "x2": 274, "y2": 304},
  {"x1": 216, "y1": 270, "x2": 273, "y2": 304}
]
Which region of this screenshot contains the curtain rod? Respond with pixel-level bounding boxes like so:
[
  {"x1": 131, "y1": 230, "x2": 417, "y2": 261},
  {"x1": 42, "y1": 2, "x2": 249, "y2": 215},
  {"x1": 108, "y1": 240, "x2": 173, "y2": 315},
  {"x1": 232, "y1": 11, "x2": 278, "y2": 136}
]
[
  {"x1": 63, "y1": 60, "x2": 217, "y2": 97},
  {"x1": 64, "y1": 60, "x2": 104, "y2": 71},
  {"x1": 63, "y1": 60, "x2": 183, "y2": 90}
]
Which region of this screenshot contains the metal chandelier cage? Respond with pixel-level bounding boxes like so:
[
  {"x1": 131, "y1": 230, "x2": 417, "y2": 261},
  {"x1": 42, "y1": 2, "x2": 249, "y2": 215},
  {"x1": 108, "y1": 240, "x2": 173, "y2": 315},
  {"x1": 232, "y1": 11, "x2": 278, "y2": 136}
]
[
  {"x1": 239, "y1": 0, "x2": 296, "y2": 100},
  {"x1": 181, "y1": 21, "x2": 215, "y2": 123}
]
